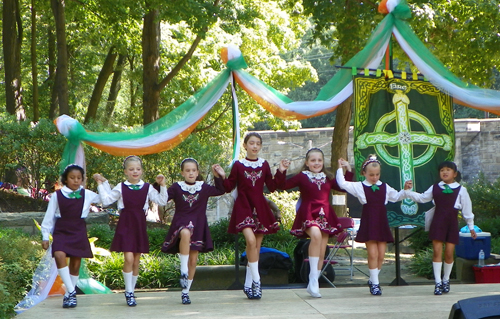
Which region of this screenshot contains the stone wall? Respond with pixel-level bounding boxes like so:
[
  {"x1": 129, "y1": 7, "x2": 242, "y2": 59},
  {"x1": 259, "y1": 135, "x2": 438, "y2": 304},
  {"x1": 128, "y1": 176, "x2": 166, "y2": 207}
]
[{"x1": 255, "y1": 118, "x2": 500, "y2": 183}]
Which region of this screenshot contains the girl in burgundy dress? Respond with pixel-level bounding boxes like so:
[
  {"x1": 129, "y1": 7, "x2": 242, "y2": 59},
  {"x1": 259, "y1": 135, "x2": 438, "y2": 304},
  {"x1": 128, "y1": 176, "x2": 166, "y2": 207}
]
[
  {"x1": 213, "y1": 132, "x2": 279, "y2": 300},
  {"x1": 336, "y1": 155, "x2": 411, "y2": 296},
  {"x1": 41, "y1": 164, "x2": 102, "y2": 308},
  {"x1": 94, "y1": 156, "x2": 168, "y2": 307},
  {"x1": 161, "y1": 158, "x2": 225, "y2": 305},
  {"x1": 276, "y1": 148, "x2": 353, "y2": 298},
  {"x1": 405, "y1": 161, "x2": 477, "y2": 295}
]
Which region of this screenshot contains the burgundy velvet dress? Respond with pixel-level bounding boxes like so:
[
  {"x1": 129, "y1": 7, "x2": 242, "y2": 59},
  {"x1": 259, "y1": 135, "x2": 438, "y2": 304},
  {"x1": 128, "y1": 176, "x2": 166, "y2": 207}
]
[
  {"x1": 355, "y1": 183, "x2": 394, "y2": 243},
  {"x1": 110, "y1": 183, "x2": 150, "y2": 253},
  {"x1": 275, "y1": 170, "x2": 353, "y2": 238},
  {"x1": 224, "y1": 158, "x2": 279, "y2": 234},
  {"x1": 428, "y1": 184, "x2": 461, "y2": 245},
  {"x1": 161, "y1": 179, "x2": 225, "y2": 254},
  {"x1": 52, "y1": 189, "x2": 93, "y2": 258}
]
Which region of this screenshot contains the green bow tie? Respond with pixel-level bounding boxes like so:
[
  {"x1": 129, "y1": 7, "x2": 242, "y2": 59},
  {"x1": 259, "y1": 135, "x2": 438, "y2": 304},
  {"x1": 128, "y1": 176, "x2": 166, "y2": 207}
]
[
  {"x1": 68, "y1": 190, "x2": 82, "y2": 199},
  {"x1": 442, "y1": 184, "x2": 454, "y2": 194},
  {"x1": 371, "y1": 184, "x2": 379, "y2": 192},
  {"x1": 128, "y1": 184, "x2": 141, "y2": 191}
]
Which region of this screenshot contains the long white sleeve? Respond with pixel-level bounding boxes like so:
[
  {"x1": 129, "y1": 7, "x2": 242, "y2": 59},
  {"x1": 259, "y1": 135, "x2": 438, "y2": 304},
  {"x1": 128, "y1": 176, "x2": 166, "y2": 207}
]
[
  {"x1": 41, "y1": 193, "x2": 58, "y2": 241},
  {"x1": 147, "y1": 184, "x2": 168, "y2": 206},
  {"x1": 405, "y1": 185, "x2": 434, "y2": 203},
  {"x1": 458, "y1": 187, "x2": 474, "y2": 230},
  {"x1": 336, "y1": 168, "x2": 367, "y2": 204},
  {"x1": 386, "y1": 184, "x2": 407, "y2": 203},
  {"x1": 97, "y1": 181, "x2": 121, "y2": 207}
]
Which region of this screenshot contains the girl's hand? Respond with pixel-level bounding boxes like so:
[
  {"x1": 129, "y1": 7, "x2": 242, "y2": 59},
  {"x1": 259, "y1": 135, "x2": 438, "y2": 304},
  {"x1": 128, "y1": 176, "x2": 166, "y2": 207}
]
[
  {"x1": 404, "y1": 180, "x2": 413, "y2": 190},
  {"x1": 212, "y1": 164, "x2": 225, "y2": 179},
  {"x1": 42, "y1": 240, "x2": 49, "y2": 250},
  {"x1": 338, "y1": 158, "x2": 351, "y2": 171},
  {"x1": 92, "y1": 174, "x2": 106, "y2": 184},
  {"x1": 156, "y1": 174, "x2": 166, "y2": 186},
  {"x1": 470, "y1": 229, "x2": 477, "y2": 240},
  {"x1": 279, "y1": 159, "x2": 290, "y2": 173}
]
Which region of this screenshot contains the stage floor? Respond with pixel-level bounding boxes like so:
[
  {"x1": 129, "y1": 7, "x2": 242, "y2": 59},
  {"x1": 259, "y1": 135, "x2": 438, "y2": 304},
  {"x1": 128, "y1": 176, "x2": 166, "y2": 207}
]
[{"x1": 16, "y1": 283, "x2": 500, "y2": 319}]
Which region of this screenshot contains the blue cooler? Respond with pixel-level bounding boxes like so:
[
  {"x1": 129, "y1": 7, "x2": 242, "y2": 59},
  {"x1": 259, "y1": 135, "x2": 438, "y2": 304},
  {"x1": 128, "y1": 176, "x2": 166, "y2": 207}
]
[{"x1": 455, "y1": 232, "x2": 491, "y2": 260}]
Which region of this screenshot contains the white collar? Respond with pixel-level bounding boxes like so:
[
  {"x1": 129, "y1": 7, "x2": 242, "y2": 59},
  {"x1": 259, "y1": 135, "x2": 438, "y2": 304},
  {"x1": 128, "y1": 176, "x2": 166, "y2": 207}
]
[
  {"x1": 302, "y1": 171, "x2": 326, "y2": 179},
  {"x1": 178, "y1": 181, "x2": 204, "y2": 194},
  {"x1": 124, "y1": 180, "x2": 144, "y2": 186},
  {"x1": 61, "y1": 185, "x2": 83, "y2": 195},
  {"x1": 362, "y1": 180, "x2": 382, "y2": 187},
  {"x1": 239, "y1": 158, "x2": 265, "y2": 168},
  {"x1": 438, "y1": 181, "x2": 460, "y2": 189}
]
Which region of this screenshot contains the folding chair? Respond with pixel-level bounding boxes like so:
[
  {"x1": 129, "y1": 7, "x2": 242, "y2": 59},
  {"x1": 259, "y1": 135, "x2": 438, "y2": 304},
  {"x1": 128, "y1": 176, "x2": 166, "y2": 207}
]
[{"x1": 319, "y1": 217, "x2": 355, "y2": 287}]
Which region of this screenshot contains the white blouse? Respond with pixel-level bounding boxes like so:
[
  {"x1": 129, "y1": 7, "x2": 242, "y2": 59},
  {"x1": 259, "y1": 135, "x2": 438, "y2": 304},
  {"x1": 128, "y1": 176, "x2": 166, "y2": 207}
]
[
  {"x1": 336, "y1": 168, "x2": 407, "y2": 205},
  {"x1": 98, "y1": 180, "x2": 168, "y2": 210},
  {"x1": 405, "y1": 181, "x2": 474, "y2": 229},
  {"x1": 41, "y1": 186, "x2": 102, "y2": 241}
]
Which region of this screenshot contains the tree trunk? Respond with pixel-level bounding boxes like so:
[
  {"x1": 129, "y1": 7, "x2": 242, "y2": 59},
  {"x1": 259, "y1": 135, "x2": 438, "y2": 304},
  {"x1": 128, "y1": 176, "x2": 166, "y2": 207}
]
[
  {"x1": 51, "y1": 0, "x2": 69, "y2": 116},
  {"x1": 48, "y1": 25, "x2": 58, "y2": 119},
  {"x1": 142, "y1": 8, "x2": 161, "y2": 125},
  {"x1": 105, "y1": 53, "x2": 127, "y2": 124},
  {"x1": 141, "y1": 0, "x2": 220, "y2": 125},
  {"x1": 3, "y1": 0, "x2": 25, "y2": 120},
  {"x1": 331, "y1": 95, "x2": 353, "y2": 217},
  {"x1": 31, "y1": 0, "x2": 39, "y2": 121},
  {"x1": 84, "y1": 46, "x2": 117, "y2": 124}
]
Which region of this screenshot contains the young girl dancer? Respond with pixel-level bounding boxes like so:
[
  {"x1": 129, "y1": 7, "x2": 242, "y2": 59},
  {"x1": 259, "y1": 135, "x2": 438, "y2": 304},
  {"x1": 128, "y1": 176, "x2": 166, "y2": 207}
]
[
  {"x1": 94, "y1": 156, "x2": 168, "y2": 307},
  {"x1": 336, "y1": 155, "x2": 411, "y2": 296},
  {"x1": 41, "y1": 164, "x2": 102, "y2": 308},
  {"x1": 276, "y1": 148, "x2": 353, "y2": 298},
  {"x1": 213, "y1": 132, "x2": 279, "y2": 300},
  {"x1": 161, "y1": 158, "x2": 225, "y2": 304},
  {"x1": 405, "y1": 161, "x2": 477, "y2": 295}
]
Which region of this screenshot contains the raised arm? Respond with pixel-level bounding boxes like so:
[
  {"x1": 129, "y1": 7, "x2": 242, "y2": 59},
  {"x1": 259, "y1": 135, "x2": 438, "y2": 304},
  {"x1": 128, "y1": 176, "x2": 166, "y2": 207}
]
[{"x1": 405, "y1": 185, "x2": 434, "y2": 203}]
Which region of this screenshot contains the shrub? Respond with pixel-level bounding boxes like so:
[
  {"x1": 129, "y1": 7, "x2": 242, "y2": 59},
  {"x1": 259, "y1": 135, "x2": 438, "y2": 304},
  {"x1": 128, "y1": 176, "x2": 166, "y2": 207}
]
[
  {"x1": 147, "y1": 227, "x2": 169, "y2": 252},
  {"x1": 0, "y1": 228, "x2": 44, "y2": 318},
  {"x1": 87, "y1": 224, "x2": 114, "y2": 250},
  {"x1": 464, "y1": 173, "x2": 500, "y2": 220}
]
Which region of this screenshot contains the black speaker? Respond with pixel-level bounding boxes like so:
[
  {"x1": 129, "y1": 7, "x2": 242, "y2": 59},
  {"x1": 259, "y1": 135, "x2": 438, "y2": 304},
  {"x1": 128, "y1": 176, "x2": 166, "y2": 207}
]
[{"x1": 449, "y1": 295, "x2": 500, "y2": 319}]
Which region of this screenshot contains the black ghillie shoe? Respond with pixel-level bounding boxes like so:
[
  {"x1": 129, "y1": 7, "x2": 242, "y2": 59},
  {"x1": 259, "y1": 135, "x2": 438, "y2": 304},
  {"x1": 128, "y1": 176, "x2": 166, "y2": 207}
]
[
  {"x1": 181, "y1": 293, "x2": 191, "y2": 305},
  {"x1": 442, "y1": 280, "x2": 450, "y2": 293},
  {"x1": 370, "y1": 284, "x2": 382, "y2": 296},
  {"x1": 68, "y1": 290, "x2": 77, "y2": 308},
  {"x1": 243, "y1": 286, "x2": 253, "y2": 299},
  {"x1": 252, "y1": 280, "x2": 262, "y2": 299},
  {"x1": 180, "y1": 273, "x2": 189, "y2": 289},
  {"x1": 125, "y1": 291, "x2": 137, "y2": 306},
  {"x1": 434, "y1": 282, "x2": 443, "y2": 296},
  {"x1": 62, "y1": 295, "x2": 71, "y2": 308},
  {"x1": 367, "y1": 280, "x2": 372, "y2": 287}
]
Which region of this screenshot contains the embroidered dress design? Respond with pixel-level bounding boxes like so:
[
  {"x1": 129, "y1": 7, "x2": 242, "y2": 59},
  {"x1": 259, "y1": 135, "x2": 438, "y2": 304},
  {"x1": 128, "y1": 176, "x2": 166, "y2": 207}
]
[
  {"x1": 244, "y1": 170, "x2": 263, "y2": 186},
  {"x1": 290, "y1": 207, "x2": 338, "y2": 237},
  {"x1": 303, "y1": 171, "x2": 326, "y2": 190},
  {"x1": 182, "y1": 194, "x2": 199, "y2": 207}
]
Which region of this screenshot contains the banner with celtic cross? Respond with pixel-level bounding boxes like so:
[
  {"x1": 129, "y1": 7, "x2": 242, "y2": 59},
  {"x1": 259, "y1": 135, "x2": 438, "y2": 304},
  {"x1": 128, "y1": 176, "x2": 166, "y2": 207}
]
[{"x1": 353, "y1": 76, "x2": 455, "y2": 227}]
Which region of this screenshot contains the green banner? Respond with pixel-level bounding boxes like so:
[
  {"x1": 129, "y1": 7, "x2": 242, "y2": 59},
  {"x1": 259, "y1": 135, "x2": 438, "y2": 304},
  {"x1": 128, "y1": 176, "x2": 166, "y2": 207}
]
[{"x1": 353, "y1": 76, "x2": 455, "y2": 227}]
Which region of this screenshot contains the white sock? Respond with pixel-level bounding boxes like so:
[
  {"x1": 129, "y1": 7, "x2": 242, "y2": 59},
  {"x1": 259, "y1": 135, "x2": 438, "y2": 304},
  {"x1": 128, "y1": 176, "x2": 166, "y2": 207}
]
[
  {"x1": 433, "y1": 262, "x2": 442, "y2": 284},
  {"x1": 123, "y1": 271, "x2": 133, "y2": 293},
  {"x1": 443, "y1": 262, "x2": 454, "y2": 282},
  {"x1": 377, "y1": 268, "x2": 381, "y2": 275},
  {"x1": 132, "y1": 275, "x2": 138, "y2": 290},
  {"x1": 182, "y1": 279, "x2": 193, "y2": 294},
  {"x1": 244, "y1": 266, "x2": 252, "y2": 288},
  {"x1": 58, "y1": 267, "x2": 75, "y2": 296},
  {"x1": 179, "y1": 254, "x2": 189, "y2": 275},
  {"x1": 248, "y1": 261, "x2": 260, "y2": 282},
  {"x1": 369, "y1": 268, "x2": 379, "y2": 285},
  {"x1": 308, "y1": 257, "x2": 320, "y2": 279},
  {"x1": 70, "y1": 275, "x2": 79, "y2": 289}
]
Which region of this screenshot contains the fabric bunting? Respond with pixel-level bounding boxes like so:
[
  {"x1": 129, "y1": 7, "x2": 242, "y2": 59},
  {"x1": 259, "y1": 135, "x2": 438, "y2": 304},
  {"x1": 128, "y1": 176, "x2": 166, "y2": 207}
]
[{"x1": 55, "y1": 0, "x2": 500, "y2": 168}]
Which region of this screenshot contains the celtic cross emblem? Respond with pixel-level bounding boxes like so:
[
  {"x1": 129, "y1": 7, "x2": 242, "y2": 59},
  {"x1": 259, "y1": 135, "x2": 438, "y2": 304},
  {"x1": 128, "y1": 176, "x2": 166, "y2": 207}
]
[{"x1": 356, "y1": 80, "x2": 453, "y2": 215}]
